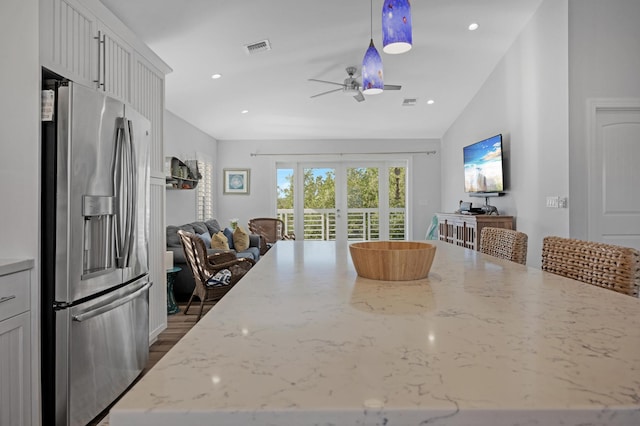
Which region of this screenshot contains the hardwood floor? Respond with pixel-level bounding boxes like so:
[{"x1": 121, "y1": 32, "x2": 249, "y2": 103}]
[{"x1": 88, "y1": 301, "x2": 214, "y2": 426}]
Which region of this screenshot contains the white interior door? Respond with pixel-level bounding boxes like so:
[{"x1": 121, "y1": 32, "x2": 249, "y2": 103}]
[{"x1": 588, "y1": 100, "x2": 640, "y2": 250}]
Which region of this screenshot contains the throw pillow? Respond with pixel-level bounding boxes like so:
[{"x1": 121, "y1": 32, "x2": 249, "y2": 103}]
[
  {"x1": 223, "y1": 227, "x2": 235, "y2": 250},
  {"x1": 210, "y1": 231, "x2": 230, "y2": 250},
  {"x1": 197, "y1": 231, "x2": 212, "y2": 248},
  {"x1": 233, "y1": 225, "x2": 250, "y2": 252}
]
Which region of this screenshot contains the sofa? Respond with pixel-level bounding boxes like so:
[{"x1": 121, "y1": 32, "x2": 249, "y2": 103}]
[{"x1": 166, "y1": 219, "x2": 261, "y2": 301}]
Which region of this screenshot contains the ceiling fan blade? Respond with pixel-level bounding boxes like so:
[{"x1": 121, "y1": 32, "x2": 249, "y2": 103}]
[
  {"x1": 353, "y1": 91, "x2": 365, "y2": 102},
  {"x1": 308, "y1": 78, "x2": 345, "y2": 87},
  {"x1": 383, "y1": 84, "x2": 402, "y2": 90},
  {"x1": 310, "y1": 88, "x2": 343, "y2": 98}
]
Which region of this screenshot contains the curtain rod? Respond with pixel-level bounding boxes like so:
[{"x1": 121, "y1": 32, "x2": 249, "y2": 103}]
[{"x1": 250, "y1": 150, "x2": 436, "y2": 157}]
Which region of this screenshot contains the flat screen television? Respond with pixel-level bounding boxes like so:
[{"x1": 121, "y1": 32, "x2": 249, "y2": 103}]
[{"x1": 463, "y1": 134, "x2": 505, "y2": 193}]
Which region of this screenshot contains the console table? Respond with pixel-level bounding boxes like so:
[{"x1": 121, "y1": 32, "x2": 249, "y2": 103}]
[{"x1": 436, "y1": 213, "x2": 514, "y2": 250}]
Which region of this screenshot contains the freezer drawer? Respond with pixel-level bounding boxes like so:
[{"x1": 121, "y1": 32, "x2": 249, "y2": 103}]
[{"x1": 55, "y1": 278, "x2": 151, "y2": 426}]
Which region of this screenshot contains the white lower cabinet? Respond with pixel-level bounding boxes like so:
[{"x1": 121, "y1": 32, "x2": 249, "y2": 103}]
[
  {"x1": 0, "y1": 264, "x2": 32, "y2": 426},
  {"x1": 0, "y1": 312, "x2": 31, "y2": 426}
]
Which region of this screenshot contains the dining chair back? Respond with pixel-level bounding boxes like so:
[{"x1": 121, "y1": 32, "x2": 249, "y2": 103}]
[
  {"x1": 541, "y1": 236, "x2": 640, "y2": 297},
  {"x1": 479, "y1": 227, "x2": 528, "y2": 265},
  {"x1": 178, "y1": 230, "x2": 255, "y2": 320}
]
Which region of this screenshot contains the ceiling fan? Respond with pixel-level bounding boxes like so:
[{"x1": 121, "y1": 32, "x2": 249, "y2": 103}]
[{"x1": 308, "y1": 66, "x2": 401, "y2": 102}]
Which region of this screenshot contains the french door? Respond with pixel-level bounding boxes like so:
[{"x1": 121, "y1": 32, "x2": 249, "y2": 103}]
[{"x1": 276, "y1": 161, "x2": 407, "y2": 242}]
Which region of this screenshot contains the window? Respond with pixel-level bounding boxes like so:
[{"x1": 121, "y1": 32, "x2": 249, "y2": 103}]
[{"x1": 196, "y1": 159, "x2": 214, "y2": 221}]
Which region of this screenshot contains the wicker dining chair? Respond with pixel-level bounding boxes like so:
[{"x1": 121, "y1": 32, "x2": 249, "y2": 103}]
[
  {"x1": 479, "y1": 227, "x2": 529, "y2": 265},
  {"x1": 541, "y1": 236, "x2": 640, "y2": 297},
  {"x1": 248, "y1": 217, "x2": 294, "y2": 254},
  {"x1": 178, "y1": 230, "x2": 255, "y2": 321}
]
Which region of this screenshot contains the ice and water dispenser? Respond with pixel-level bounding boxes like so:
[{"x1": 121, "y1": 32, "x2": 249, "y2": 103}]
[{"x1": 82, "y1": 195, "x2": 115, "y2": 277}]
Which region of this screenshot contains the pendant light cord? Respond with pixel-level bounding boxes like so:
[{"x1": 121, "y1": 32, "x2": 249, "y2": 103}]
[{"x1": 370, "y1": 0, "x2": 373, "y2": 40}]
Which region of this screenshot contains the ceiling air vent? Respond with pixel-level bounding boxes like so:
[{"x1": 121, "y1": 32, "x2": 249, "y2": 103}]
[
  {"x1": 243, "y1": 39, "x2": 272, "y2": 55},
  {"x1": 402, "y1": 98, "x2": 418, "y2": 107}
]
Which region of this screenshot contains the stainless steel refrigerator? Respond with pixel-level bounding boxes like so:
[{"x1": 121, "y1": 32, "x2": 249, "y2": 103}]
[{"x1": 41, "y1": 78, "x2": 152, "y2": 426}]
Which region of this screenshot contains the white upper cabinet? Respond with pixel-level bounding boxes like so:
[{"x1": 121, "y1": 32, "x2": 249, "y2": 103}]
[
  {"x1": 95, "y1": 20, "x2": 133, "y2": 102},
  {"x1": 40, "y1": 0, "x2": 97, "y2": 88},
  {"x1": 40, "y1": 0, "x2": 133, "y2": 103}
]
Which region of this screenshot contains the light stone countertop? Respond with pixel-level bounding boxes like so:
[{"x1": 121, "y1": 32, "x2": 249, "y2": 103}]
[
  {"x1": 0, "y1": 259, "x2": 34, "y2": 277},
  {"x1": 109, "y1": 240, "x2": 640, "y2": 426}
]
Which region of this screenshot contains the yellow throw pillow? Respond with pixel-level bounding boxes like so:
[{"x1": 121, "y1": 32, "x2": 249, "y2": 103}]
[
  {"x1": 233, "y1": 225, "x2": 250, "y2": 252},
  {"x1": 210, "y1": 231, "x2": 230, "y2": 250}
]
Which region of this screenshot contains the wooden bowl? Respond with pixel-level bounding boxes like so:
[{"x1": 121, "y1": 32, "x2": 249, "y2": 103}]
[{"x1": 349, "y1": 241, "x2": 436, "y2": 281}]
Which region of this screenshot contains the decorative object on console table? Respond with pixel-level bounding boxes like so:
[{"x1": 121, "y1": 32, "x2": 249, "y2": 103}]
[
  {"x1": 166, "y1": 267, "x2": 181, "y2": 314},
  {"x1": 436, "y1": 213, "x2": 514, "y2": 251},
  {"x1": 223, "y1": 169, "x2": 250, "y2": 194},
  {"x1": 165, "y1": 156, "x2": 200, "y2": 190}
]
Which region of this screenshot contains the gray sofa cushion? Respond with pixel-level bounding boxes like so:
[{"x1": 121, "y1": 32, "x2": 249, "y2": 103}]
[{"x1": 205, "y1": 219, "x2": 222, "y2": 235}]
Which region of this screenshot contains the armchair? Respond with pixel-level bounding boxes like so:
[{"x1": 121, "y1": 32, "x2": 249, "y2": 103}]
[
  {"x1": 178, "y1": 230, "x2": 255, "y2": 321},
  {"x1": 248, "y1": 217, "x2": 294, "y2": 254}
]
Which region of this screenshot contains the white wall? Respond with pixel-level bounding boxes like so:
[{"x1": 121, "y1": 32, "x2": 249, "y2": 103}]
[
  {"x1": 164, "y1": 110, "x2": 218, "y2": 225},
  {"x1": 440, "y1": 0, "x2": 569, "y2": 267},
  {"x1": 0, "y1": 0, "x2": 40, "y2": 423},
  {"x1": 0, "y1": 0, "x2": 40, "y2": 257},
  {"x1": 215, "y1": 139, "x2": 441, "y2": 240},
  {"x1": 568, "y1": 0, "x2": 640, "y2": 240}
]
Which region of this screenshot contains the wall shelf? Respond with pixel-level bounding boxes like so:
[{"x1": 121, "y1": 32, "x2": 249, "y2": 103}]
[{"x1": 165, "y1": 157, "x2": 200, "y2": 190}]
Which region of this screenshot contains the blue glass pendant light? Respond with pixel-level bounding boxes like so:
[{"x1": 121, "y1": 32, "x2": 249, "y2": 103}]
[
  {"x1": 382, "y1": 0, "x2": 412, "y2": 54},
  {"x1": 362, "y1": 0, "x2": 384, "y2": 95}
]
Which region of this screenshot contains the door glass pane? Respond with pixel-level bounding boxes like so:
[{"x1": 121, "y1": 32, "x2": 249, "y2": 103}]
[
  {"x1": 389, "y1": 166, "x2": 406, "y2": 240},
  {"x1": 303, "y1": 167, "x2": 335, "y2": 240},
  {"x1": 276, "y1": 168, "x2": 294, "y2": 236},
  {"x1": 347, "y1": 167, "x2": 379, "y2": 241}
]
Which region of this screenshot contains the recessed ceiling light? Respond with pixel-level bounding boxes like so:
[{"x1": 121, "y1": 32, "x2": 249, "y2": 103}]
[
  {"x1": 468, "y1": 22, "x2": 479, "y2": 31},
  {"x1": 211, "y1": 73, "x2": 222, "y2": 79},
  {"x1": 241, "y1": 110, "x2": 249, "y2": 114},
  {"x1": 427, "y1": 99, "x2": 435, "y2": 105}
]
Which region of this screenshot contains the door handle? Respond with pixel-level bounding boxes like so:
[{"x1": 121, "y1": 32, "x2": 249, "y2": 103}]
[
  {"x1": 93, "y1": 31, "x2": 105, "y2": 90},
  {"x1": 0, "y1": 295, "x2": 16, "y2": 305}
]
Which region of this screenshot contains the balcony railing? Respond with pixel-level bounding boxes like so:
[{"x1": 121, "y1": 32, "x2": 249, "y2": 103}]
[{"x1": 277, "y1": 208, "x2": 405, "y2": 241}]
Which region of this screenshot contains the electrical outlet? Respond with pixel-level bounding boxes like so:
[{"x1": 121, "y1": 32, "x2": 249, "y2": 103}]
[{"x1": 546, "y1": 196, "x2": 559, "y2": 208}]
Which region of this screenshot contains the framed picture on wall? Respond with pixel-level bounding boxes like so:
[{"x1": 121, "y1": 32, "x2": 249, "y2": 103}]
[{"x1": 223, "y1": 168, "x2": 250, "y2": 194}]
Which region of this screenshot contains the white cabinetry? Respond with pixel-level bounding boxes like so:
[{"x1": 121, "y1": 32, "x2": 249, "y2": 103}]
[
  {"x1": 0, "y1": 263, "x2": 32, "y2": 426},
  {"x1": 95, "y1": 21, "x2": 132, "y2": 102},
  {"x1": 39, "y1": 0, "x2": 96, "y2": 88},
  {"x1": 40, "y1": 0, "x2": 133, "y2": 103}
]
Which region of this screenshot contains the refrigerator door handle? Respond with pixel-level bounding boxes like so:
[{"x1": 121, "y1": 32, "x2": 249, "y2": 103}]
[
  {"x1": 124, "y1": 118, "x2": 137, "y2": 266},
  {"x1": 114, "y1": 117, "x2": 133, "y2": 268},
  {"x1": 121, "y1": 118, "x2": 133, "y2": 267},
  {"x1": 113, "y1": 121, "x2": 124, "y2": 267},
  {"x1": 72, "y1": 281, "x2": 152, "y2": 322}
]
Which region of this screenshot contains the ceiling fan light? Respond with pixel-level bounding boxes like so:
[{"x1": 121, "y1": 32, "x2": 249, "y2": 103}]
[
  {"x1": 362, "y1": 39, "x2": 384, "y2": 95},
  {"x1": 382, "y1": 0, "x2": 412, "y2": 54}
]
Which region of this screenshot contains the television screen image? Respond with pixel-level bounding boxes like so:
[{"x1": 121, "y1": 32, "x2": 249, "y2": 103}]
[{"x1": 463, "y1": 134, "x2": 504, "y2": 193}]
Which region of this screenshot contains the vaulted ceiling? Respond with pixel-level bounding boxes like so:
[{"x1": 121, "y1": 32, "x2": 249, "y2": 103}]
[{"x1": 100, "y1": 0, "x2": 544, "y2": 140}]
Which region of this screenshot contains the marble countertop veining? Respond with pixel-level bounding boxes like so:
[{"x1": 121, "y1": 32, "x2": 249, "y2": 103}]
[
  {"x1": 0, "y1": 258, "x2": 34, "y2": 277},
  {"x1": 110, "y1": 240, "x2": 640, "y2": 426}
]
